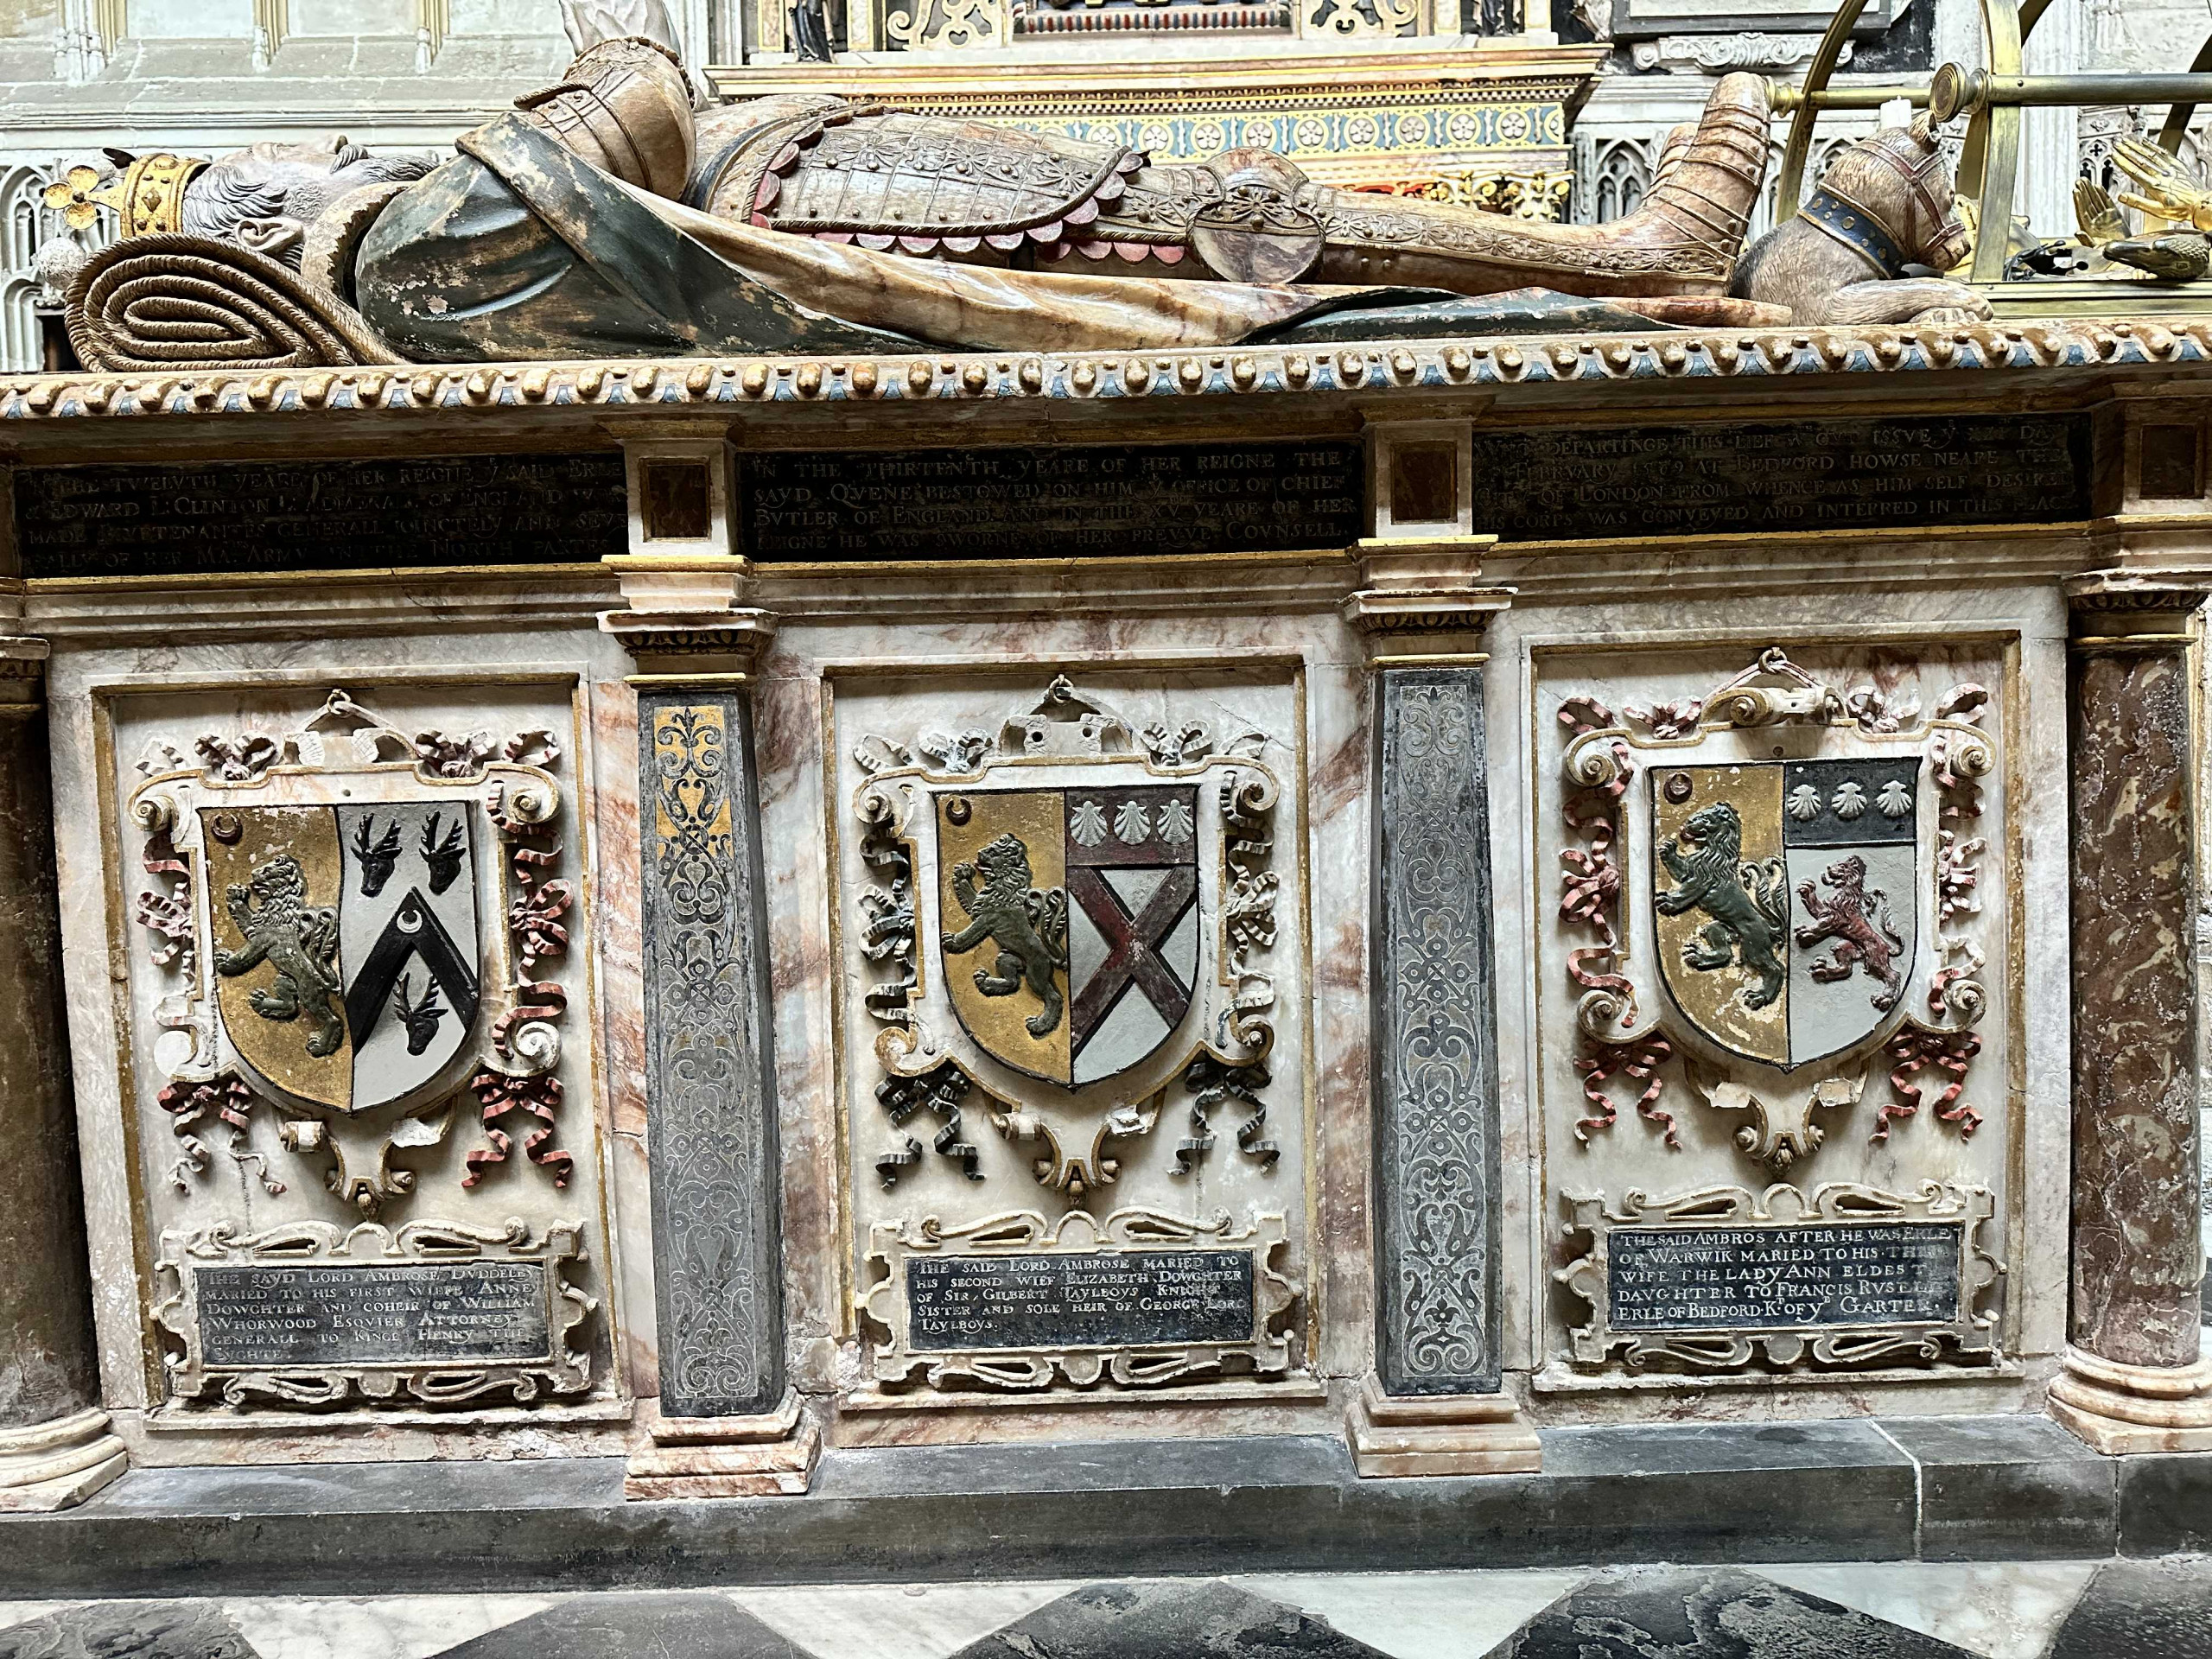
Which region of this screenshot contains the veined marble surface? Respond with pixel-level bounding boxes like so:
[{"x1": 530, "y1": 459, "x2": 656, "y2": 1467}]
[
  {"x1": 0, "y1": 1558, "x2": 2164, "y2": 1658},
  {"x1": 41, "y1": 621, "x2": 646, "y2": 1463},
  {"x1": 1493, "y1": 591, "x2": 2069, "y2": 1419}
]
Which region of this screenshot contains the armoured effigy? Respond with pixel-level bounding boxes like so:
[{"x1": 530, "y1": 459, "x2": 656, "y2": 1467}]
[
  {"x1": 55, "y1": 37, "x2": 1796, "y2": 368},
  {"x1": 681, "y1": 77, "x2": 1774, "y2": 301}
]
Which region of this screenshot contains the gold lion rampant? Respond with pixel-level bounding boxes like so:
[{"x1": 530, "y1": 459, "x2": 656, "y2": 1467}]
[
  {"x1": 942, "y1": 832, "x2": 1069, "y2": 1038},
  {"x1": 215, "y1": 854, "x2": 345, "y2": 1057}
]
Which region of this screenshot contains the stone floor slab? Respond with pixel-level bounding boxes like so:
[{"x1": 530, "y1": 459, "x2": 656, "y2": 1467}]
[
  {"x1": 1875, "y1": 1416, "x2": 2117, "y2": 1560},
  {"x1": 2118, "y1": 1452, "x2": 2212, "y2": 1555},
  {"x1": 2044, "y1": 1558, "x2": 2212, "y2": 1659},
  {"x1": 1762, "y1": 1560, "x2": 2100, "y2": 1658},
  {"x1": 0, "y1": 1599, "x2": 262, "y2": 1659},
  {"x1": 947, "y1": 1579, "x2": 1389, "y2": 1658},
  {"x1": 1482, "y1": 1565, "x2": 1980, "y2": 1659},
  {"x1": 431, "y1": 1591, "x2": 817, "y2": 1658},
  {"x1": 1234, "y1": 1571, "x2": 1594, "y2": 1659}
]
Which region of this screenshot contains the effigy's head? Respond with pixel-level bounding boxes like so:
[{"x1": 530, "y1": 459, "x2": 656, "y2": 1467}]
[
  {"x1": 1823, "y1": 118, "x2": 1971, "y2": 274},
  {"x1": 181, "y1": 137, "x2": 432, "y2": 267}
]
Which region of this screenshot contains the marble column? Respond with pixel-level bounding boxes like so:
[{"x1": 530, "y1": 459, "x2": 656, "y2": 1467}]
[
  {"x1": 604, "y1": 560, "x2": 817, "y2": 1497},
  {"x1": 2050, "y1": 581, "x2": 2212, "y2": 1452},
  {"x1": 1342, "y1": 537, "x2": 1539, "y2": 1476},
  {"x1": 0, "y1": 635, "x2": 126, "y2": 1510}
]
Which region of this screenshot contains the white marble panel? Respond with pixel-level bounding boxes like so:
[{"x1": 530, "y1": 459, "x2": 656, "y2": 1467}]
[
  {"x1": 823, "y1": 661, "x2": 1315, "y2": 1390},
  {"x1": 1763, "y1": 1560, "x2": 2099, "y2": 1659},
  {"x1": 39, "y1": 599, "x2": 645, "y2": 1461},
  {"x1": 730, "y1": 1580, "x2": 1083, "y2": 1659},
  {"x1": 1487, "y1": 586, "x2": 2068, "y2": 1420}
]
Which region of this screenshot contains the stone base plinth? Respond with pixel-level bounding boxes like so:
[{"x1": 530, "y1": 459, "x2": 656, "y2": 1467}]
[
  {"x1": 2049, "y1": 1345, "x2": 2212, "y2": 1453},
  {"x1": 624, "y1": 1393, "x2": 820, "y2": 1499},
  {"x1": 1346, "y1": 1376, "x2": 1542, "y2": 1477},
  {"x1": 0, "y1": 1408, "x2": 128, "y2": 1512}
]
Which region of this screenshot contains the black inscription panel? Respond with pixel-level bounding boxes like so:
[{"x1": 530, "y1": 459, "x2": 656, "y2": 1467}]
[
  {"x1": 907, "y1": 1249, "x2": 1254, "y2": 1351},
  {"x1": 1608, "y1": 1224, "x2": 1962, "y2": 1330},
  {"x1": 15, "y1": 454, "x2": 627, "y2": 578},
  {"x1": 741, "y1": 442, "x2": 1362, "y2": 561},
  {"x1": 195, "y1": 1262, "x2": 552, "y2": 1368},
  {"x1": 1471, "y1": 414, "x2": 2091, "y2": 540}
]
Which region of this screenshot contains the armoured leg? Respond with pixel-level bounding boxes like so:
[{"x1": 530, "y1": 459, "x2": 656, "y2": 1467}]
[
  {"x1": 1301, "y1": 73, "x2": 1772, "y2": 298},
  {"x1": 1072, "y1": 73, "x2": 1771, "y2": 298}
]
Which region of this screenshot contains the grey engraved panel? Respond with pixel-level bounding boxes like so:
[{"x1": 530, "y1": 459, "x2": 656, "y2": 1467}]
[
  {"x1": 195, "y1": 1262, "x2": 550, "y2": 1368},
  {"x1": 1782, "y1": 759, "x2": 1918, "y2": 849},
  {"x1": 1468, "y1": 413, "x2": 2091, "y2": 542},
  {"x1": 740, "y1": 441, "x2": 1363, "y2": 561},
  {"x1": 15, "y1": 453, "x2": 627, "y2": 577},
  {"x1": 639, "y1": 694, "x2": 785, "y2": 1418},
  {"x1": 906, "y1": 1250, "x2": 1254, "y2": 1351},
  {"x1": 1608, "y1": 1224, "x2": 1965, "y2": 1331},
  {"x1": 1371, "y1": 668, "x2": 1501, "y2": 1394}
]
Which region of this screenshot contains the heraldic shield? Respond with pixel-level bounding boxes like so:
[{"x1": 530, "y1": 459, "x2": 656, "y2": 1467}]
[
  {"x1": 1650, "y1": 758, "x2": 1917, "y2": 1071},
  {"x1": 936, "y1": 784, "x2": 1200, "y2": 1088},
  {"x1": 202, "y1": 800, "x2": 481, "y2": 1114}
]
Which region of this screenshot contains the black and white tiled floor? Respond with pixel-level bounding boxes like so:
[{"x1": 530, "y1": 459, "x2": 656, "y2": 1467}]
[{"x1": 0, "y1": 1560, "x2": 2202, "y2": 1657}]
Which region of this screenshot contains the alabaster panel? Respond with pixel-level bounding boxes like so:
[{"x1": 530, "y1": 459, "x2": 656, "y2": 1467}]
[
  {"x1": 1511, "y1": 612, "x2": 2063, "y2": 1408},
  {"x1": 46, "y1": 641, "x2": 639, "y2": 1456},
  {"x1": 823, "y1": 663, "x2": 1318, "y2": 1401}
]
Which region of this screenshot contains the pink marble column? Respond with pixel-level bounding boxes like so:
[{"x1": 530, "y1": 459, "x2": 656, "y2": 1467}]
[{"x1": 2051, "y1": 582, "x2": 2212, "y2": 1452}]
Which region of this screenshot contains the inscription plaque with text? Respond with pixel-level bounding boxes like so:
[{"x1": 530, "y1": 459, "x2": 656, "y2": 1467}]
[
  {"x1": 741, "y1": 442, "x2": 1362, "y2": 562},
  {"x1": 194, "y1": 1262, "x2": 554, "y2": 1369},
  {"x1": 16, "y1": 454, "x2": 627, "y2": 578},
  {"x1": 1470, "y1": 414, "x2": 2091, "y2": 541},
  {"x1": 1607, "y1": 1223, "x2": 1964, "y2": 1331},
  {"x1": 906, "y1": 1249, "x2": 1255, "y2": 1351}
]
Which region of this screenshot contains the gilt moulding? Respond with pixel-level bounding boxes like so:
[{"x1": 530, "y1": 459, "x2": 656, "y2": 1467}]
[{"x1": 3, "y1": 317, "x2": 2209, "y2": 425}]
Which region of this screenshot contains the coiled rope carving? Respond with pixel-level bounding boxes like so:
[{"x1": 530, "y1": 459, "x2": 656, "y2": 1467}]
[{"x1": 65, "y1": 232, "x2": 400, "y2": 372}]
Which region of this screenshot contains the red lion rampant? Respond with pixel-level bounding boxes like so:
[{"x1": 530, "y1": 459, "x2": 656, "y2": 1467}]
[{"x1": 1794, "y1": 853, "x2": 1906, "y2": 1011}]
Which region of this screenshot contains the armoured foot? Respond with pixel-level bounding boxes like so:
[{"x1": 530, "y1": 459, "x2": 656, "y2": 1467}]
[{"x1": 1606, "y1": 73, "x2": 1773, "y2": 290}]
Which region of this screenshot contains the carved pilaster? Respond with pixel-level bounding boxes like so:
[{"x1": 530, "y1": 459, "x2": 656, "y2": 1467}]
[
  {"x1": 605, "y1": 591, "x2": 814, "y2": 1497},
  {"x1": 2052, "y1": 577, "x2": 2212, "y2": 1452},
  {"x1": 0, "y1": 639, "x2": 126, "y2": 1510},
  {"x1": 1344, "y1": 575, "x2": 1537, "y2": 1476}
]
